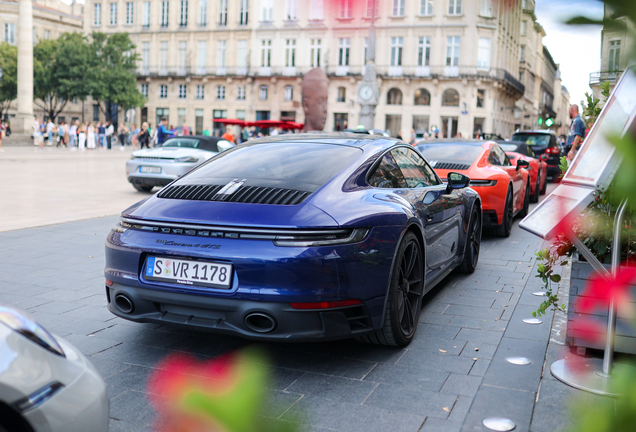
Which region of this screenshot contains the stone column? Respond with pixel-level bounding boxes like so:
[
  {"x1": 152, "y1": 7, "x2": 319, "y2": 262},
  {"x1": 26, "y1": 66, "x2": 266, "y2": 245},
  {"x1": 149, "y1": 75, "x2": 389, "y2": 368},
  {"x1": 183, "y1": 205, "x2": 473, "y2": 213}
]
[{"x1": 13, "y1": 0, "x2": 34, "y2": 134}]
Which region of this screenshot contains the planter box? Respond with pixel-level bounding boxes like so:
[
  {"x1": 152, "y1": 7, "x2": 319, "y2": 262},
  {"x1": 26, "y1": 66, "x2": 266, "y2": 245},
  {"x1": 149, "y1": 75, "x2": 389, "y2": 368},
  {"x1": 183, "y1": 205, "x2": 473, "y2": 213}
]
[{"x1": 567, "y1": 252, "x2": 636, "y2": 354}]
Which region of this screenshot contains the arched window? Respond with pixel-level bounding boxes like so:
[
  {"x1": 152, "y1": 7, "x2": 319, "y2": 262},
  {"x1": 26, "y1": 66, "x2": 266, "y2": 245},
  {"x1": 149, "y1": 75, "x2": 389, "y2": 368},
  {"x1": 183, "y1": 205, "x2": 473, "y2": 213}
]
[
  {"x1": 387, "y1": 88, "x2": 403, "y2": 105},
  {"x1": 442, "y1": 88, "x2": 459, "y2": 106},
  {"x1": 414, "y1": 88, "x2": 430, "y2": 106}
]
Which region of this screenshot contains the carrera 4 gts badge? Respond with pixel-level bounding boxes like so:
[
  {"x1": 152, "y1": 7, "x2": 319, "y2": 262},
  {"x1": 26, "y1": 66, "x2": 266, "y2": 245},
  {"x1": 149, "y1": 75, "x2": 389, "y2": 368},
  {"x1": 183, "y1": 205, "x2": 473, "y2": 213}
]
[{"x1": 155, "y1": 239, "x2": 221, "y2": 249}]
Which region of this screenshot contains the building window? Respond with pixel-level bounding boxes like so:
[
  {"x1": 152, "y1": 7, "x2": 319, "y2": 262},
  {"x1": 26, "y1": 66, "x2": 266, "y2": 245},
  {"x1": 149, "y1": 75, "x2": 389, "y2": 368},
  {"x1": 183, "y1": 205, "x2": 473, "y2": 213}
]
[
  {"x1": 286, "y1": 0, "x2": 298, "y2": 20},
  {"x1": 442, "y1": 88, "x2": 459, "y2": 106},
  {"x1": 414, "y1": 88, "x2": 430, "y2": 105},
  {"x1": 216, "y1": 85, "x2": 225, "y2": 100},
  {"x1": 334, "y1": 113, "x2": 348, "y2": 131},
  {"x1": 337, "y1": 87, "x2": 346, "y2": 102},
  {"x1": 94, "y1": 3, "x2": 102, "y2": 26},
  {"x1": 446, "y1": 36, "x2": 460, "y2": 66},
  {"x1": 160, "y1": 85, "x2": 168, "y2": 98},
  {"x1": 240, "y1": 0, "x2": 249, "y2": 24},
  {"x1": 236, "y1": 109, "x2": 246, "y2": 120},
  {"x1": 285, "y1": 39, "x2": 296, "y2": 67},
  {"x1": 366, "y1": 0, "x2": 379, "y2": 17},
  {"x1": 180, "y1": 0, "x2": 188, "y2": 26},
  {"x1": 93, "y1": 104, "x2": 100, "y2": 122},
  {"x1": 109, "y1": 2, "x2": 118, "y2": 25},
  {"x1": 237, "y1": 40, "x2": 248, "y2": 72},
  {"x1": 195, "y1": 109, "x2": 205, "y2": 134},
  {"x1": 237, "y1": 85, "x2": 246, "y2": 100},
  {"x1": 420, "y1": 0, "x2": 433, "y2": 15},
  {"x1": 261, "y1": 40, "x2": 272, "y2": 67},
  {"x1": 141, "y1": 42, "x2": 150, "y2": 72},
  {"x1": 392, "y1": 0, "x2": 405, "y2": 16},
  {"x1": 178, "y1": 108, "x2": 186, "y2": 126},
  {"x1": 259, "y1": 85, "x2": 268, "y2": 100},
  {"x1": 199, "y1": 0, "x2": 208, "y2": 26},
  {"x1": 310, "y1": 39, "x2": 321, "y2": 67},
  {"x1": 125, "y1": 2, "x2": 134, "y2": 24},
  {"x1": 179, "y1": 84, "x2": 187, "y2": 99},
  {"x1": 519, "y1": 45, "x2": 525, "y2": 61},
  {"x1": 197, "y1": 40, "x2": 207, "y2": 74},
  {"x1": 157, "y1": 108, "x2": 169, "y2": 126},
  {"x1": 217, "y1": 40, "x2": 227, "y2": 71},
  {"x1": 4, "y1": 24, "x2": 15, "y2": 45},
  {"x1": 160, "y1": 41, "x2": 168, "y2": 74},
  {"x1": 338, "y1": 38, "x2": 350, "y2": 66},
  {"x1": 477, "y1": 89, "x2": 485, "y2": 108},
  {"x1": 161, "y1": 1, "x2": 169, "y2": 27},
  {"x1": 339, "y1": 0, "x2": 352, "y2": 18},
  {"x1": 364, "y1": 37, "x2": 368, "y2": 62},
  {"x1": 390, "y1": 37, "x2": 403, "y2": 66},
  {"x1": 387, "y1": 88, "x2": 403, "y2": 105},
  {"x1": 520, "y1": 20, "x2": 527, "y2": 36},
  {"x1": 142, "y1": 1, "x2": 150, "y2": 26},
  {"x1": 262, "y1": 0, "x2": 273, "y2": 21},
  {"x1": 178, "y1": 41, "x2": 188, "y2": 74},
  {"x1": 44, "y1": 30, "x2": 50, "y2": 40},
  {"x1": 480, "y1": 0, "x2": 492, "y2": 17},
  {"x1": 311, "y1": 0, "x2": 324, "y2": 19},
  {"x1": 218, "y1": 0, "x2": 227, "y2": 26},
  {"x1": 609, "y1": 40, "x2": 621, "y2": 71},
  {"x1": 141, "y1": 83, "x2": 149, "y2": 97},
  {"x1": 418, "y1": 37, "x2": 431, "y2": 66},
  {"x1": 196, "y1": 85, "x2": 205, "y2": 99},
  {"x1": 522, "y1": 0, "x2": 528, "y2": 8},
  {"x1": 477, "y1": 38, "x2": 491, "y2": 70},
  {"x1": 448, "y1": 0, "x2": 462, "y2": 15},
  {"x1": 284, "y1": 85, "x2": 294, "y2": 101}
]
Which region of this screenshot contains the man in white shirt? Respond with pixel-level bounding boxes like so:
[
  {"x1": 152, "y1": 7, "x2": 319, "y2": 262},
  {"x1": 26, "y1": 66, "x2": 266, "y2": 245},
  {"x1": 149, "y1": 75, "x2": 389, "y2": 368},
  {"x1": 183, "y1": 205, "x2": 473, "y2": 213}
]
[
  {"x1": 46, "y1": 120, "x2": 55, "y2": 144},
  {"x1": 69, "y1": 121, "x2": 78, "y2": 148},
  {"x1": 105, "y1": 121, "x2": 114, "y2": 150}
]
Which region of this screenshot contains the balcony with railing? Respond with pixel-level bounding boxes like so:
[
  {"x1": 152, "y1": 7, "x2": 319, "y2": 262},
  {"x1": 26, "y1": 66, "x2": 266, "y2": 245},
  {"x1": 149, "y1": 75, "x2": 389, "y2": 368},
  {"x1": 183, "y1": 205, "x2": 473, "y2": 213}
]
[{"x1": 589, "y1": 70, "x2": 623, "y2": 85}]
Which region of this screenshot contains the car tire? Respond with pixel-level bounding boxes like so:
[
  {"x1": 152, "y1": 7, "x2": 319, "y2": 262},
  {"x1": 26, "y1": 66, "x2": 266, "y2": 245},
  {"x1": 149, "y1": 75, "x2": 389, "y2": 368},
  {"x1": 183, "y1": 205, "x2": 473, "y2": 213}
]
[
  {"x1": 493, "y1": 187, "x2": 513, "y2": 238},
  {"x1": 518, "y1": 181, "x2": 530, "y2": 218},
  {"x1": 360, "y1": 231, "x2": 424, "y2": 347},
  {"x1": 458, "y1": 205, "x2": 481, "y2": 274},
  {"x1": 540, "y1": 175, "x2": 547, "y2": 195},
  {"x1": 530, "y1": 171, "x2": 540, "y2": 203},
  {"x1": 133, "y1": 184, "x2": 154, "y2": 192}
]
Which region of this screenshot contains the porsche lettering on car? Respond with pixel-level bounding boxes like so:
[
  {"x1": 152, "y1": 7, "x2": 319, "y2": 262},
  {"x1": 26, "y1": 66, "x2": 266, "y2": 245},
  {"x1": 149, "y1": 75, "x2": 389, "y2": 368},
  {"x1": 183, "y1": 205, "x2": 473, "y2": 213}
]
[{"x1": 106, "y1": 134, "x2": 482, "y2": 346}]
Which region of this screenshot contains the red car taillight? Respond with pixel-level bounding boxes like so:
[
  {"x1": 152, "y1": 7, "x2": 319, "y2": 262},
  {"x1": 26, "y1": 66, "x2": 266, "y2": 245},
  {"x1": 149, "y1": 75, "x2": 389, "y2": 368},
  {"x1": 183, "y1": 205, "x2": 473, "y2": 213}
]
[
  {"x1": 290, "y1": 299, "x2": 362, "y2": 309},
  {"x1": 547, "y1": 146, "x2": 560, "y2": 154}
]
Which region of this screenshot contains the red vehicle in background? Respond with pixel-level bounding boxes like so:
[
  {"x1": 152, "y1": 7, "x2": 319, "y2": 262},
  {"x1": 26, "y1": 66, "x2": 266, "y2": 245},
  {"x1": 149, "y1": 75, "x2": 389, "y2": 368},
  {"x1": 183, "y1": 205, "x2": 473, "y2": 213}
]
[
  {"x1": 497, "y1": 141, "x2": 547, "y2": 203},
  {"x1": 415, "y1": 139, "x2": 531, "y2": 237}
]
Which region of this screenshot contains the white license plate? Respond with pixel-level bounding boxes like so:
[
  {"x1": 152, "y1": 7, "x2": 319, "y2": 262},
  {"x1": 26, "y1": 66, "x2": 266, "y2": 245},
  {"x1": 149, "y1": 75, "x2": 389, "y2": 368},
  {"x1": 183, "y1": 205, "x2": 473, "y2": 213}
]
[
  {"x1": 144, "y1": 256, "x2": 232, "y2": 289},
  {"x1": 140, "y1": 166, "x2": 161, "y2": 174}
]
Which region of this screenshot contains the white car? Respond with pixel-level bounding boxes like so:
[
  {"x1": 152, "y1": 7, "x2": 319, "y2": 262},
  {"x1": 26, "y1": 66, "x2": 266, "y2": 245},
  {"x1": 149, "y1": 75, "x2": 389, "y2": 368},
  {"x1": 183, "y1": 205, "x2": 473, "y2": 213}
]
[
  {"x1": 127, "y1": 135, "x2": 235, "y2": 192},
  {"x1": 0, "y1": 306, "x2": 109, "y2": 432}
]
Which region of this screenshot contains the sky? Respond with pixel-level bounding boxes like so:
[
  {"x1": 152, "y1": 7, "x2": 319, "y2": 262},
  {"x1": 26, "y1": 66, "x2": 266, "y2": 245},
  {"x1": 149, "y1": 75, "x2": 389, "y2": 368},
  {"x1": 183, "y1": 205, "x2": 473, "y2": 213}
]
[
  {"x1": 534, "y1": 0, "x2": 603, "y2": 106},
  {"x1": 61, "y1": 0, "x2": 602, "y2": 106}
]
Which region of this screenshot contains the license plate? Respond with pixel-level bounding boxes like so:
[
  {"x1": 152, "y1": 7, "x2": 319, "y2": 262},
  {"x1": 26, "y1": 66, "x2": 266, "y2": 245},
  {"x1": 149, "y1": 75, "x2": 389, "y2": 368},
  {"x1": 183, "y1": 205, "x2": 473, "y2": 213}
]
[
  {"x1": 140, "y1": 166, "x2": 161, "y2": 174},
  {"x1": 144, "y1": 256, "x2": 232, "y2": 289}
]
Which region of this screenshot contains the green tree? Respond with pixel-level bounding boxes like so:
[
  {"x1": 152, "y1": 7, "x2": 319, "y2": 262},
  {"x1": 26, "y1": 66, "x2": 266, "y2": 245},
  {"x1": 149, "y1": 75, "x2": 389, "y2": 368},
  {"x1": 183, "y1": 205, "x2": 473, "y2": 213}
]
[
  {"x1": 0, "y1": 42, "x2": 17, "y2": 121},
  {"x1": 88, "y1": 32, "x2": 146, "y2": 122}
]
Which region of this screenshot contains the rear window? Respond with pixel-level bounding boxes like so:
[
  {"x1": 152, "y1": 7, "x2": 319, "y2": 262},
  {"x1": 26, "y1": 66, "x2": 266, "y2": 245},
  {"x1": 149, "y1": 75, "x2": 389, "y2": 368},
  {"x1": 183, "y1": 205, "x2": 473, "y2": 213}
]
[
  {"x1": 499, "y1": 144, "x2": 519, "y2": 152},
  {"x1": 182, "y1": 142, "x2": 362, "y2": 192},
  {"x1": 511, "y1": 133, "x2": 551, "y2": 147},
  {"x1": 161, "y1": 138, "x2": 203, "y2": 148},
  {"x1": 415, "y1": 144, "x2": 484, "y2": 165},
  {"x1": 161, "y1": 137, "x2": 233, "y2": 153}
]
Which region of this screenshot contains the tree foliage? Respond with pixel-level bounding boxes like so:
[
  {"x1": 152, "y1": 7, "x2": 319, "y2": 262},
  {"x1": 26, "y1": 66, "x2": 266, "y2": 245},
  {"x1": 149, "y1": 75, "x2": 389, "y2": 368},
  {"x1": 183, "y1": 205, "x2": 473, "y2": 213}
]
[{"x1": 0, "y1": 42, "x2": 17, "y2": 120}]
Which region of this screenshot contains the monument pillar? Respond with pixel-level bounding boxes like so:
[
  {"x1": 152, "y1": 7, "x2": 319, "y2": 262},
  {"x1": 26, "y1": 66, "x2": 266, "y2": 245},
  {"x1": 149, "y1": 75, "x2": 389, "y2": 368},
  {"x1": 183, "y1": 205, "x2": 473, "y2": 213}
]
[
  {"x1": 358, "y1": 0, "x2": 378, "y2": 130},
  {"x1": 13, "y1": 0, "x2": 34, "y2": 134}
]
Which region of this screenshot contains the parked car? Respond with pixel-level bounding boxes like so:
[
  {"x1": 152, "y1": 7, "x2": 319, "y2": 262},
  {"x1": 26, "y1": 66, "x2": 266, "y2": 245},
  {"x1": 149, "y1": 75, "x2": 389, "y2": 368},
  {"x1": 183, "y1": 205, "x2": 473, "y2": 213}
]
[
  {"x1": 415, "y1": 139, "x2": 530, "y2": 237},
  {"x1": 106, "y1": 134, "x2": 482, "y2": 347},
  {"x1": 0, "y1": 306, "x2": 109, "y2": 432},
  {"x1": 496, "y1": 140, "x2": 548, "y2": 203},
  {"x1": 510, "y1": 130, "x2": 563, "y2": 180},
  {"x1": 343, "y1": 128, "x2": 391, "y2": 137},
  {"x1": 127, "y1": 136, "x2": 234, "y2": 192}
]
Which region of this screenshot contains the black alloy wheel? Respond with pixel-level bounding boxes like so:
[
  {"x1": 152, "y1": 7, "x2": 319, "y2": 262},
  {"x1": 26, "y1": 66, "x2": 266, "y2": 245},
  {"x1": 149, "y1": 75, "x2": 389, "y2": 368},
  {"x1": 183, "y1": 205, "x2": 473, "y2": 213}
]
[
  {"x1": 459, "y1": 206, "x2": 482, "y2": 273},
  {"x1": 494, "y1": 188, "x2": 513, "y2": 238},
  {"x1": 530, "y1": 171, "x2": 540, "y2": 203},
  {"x1": 362, "y1": 231, "x2": 424, "y2": 347},
  {"x1": 540, "y1": 174, "x2": 547, "y2": 195},
  {"x1": 518, "y1": 181, "x2": 530, "y2": 218}
]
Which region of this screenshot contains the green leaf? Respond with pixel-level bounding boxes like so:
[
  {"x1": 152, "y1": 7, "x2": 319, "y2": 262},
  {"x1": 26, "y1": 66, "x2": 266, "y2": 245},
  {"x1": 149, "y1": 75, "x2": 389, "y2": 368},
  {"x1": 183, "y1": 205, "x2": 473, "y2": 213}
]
[{"x1": 550, "y1": 274, "x2": 562, "y2": 283}]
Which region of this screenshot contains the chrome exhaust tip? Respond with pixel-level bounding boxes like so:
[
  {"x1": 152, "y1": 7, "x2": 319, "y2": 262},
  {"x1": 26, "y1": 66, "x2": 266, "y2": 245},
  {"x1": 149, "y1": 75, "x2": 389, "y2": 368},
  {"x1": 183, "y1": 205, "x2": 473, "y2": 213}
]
[
  {"x1": 114, "y1": 294, "x2": 134, "y2": 314},
  {"x1": 244, "y1": 312, "x2": 276, "y2": 333}
]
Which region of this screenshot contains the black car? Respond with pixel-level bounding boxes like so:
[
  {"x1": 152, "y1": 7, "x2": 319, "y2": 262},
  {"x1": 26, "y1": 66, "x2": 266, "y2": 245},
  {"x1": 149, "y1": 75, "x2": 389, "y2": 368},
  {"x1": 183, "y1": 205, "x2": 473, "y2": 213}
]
[{"x1": 510, "y1": 130, "x2": 562, "y2": 180}]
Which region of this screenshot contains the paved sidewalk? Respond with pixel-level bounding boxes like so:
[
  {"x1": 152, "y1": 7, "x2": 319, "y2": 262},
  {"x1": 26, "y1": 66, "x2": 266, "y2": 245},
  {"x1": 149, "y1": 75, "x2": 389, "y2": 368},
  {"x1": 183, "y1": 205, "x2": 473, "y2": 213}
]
[{"x1": 0, "y1": 201, "x2": 595, "y2": 432}]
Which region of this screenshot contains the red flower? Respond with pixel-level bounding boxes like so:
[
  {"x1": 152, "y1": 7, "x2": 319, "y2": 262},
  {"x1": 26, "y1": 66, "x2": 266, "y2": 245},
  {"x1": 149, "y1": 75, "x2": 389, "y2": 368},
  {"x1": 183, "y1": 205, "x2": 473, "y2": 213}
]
[{"x1": 575, "y1": 265, "x2": 636, "y2": 314}]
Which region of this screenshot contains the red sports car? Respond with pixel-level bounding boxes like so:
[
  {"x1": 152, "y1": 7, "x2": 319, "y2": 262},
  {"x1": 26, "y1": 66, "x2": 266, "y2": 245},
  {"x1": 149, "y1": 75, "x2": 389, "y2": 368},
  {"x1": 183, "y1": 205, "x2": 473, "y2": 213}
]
[
  {"x1": 497, "y1": 141, "x2": 547, "y2": 203},
  {"x1": 415, "y1": 139, "x2": 530, "y2": 237}
]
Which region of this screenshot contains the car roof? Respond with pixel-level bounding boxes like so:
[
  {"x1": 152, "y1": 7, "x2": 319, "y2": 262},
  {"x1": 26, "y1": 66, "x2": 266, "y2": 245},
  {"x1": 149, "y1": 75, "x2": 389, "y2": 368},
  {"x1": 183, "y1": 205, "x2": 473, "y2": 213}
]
[
  {"x1": 243, "y1": 132, "x2": 399, "y2": 148},
  {"x1": 415, "y1": 139, "x2": 489, "y2": 146},
  {"x1": 162, "y1": 135, "x2": 231, "y2": 152},
  {"x1": 512, "y1": 130, "x2": 556, "y2": 135}
]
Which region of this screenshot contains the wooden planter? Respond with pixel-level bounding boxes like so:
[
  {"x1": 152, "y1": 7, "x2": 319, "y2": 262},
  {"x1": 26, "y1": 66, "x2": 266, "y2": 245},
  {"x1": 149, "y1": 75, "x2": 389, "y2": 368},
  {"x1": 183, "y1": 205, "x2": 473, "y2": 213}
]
[{"x1": 567, "y1": 252, "x2": 636, "y2": 354}]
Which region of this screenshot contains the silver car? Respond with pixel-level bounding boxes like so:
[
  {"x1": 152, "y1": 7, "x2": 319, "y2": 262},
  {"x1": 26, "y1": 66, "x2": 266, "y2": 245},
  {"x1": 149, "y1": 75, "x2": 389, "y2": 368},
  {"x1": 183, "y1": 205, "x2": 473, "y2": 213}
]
[
  {"x1": 0, "y1": 306, "x2": 109, "y2": 432},
  {"x1": 127, "y1": 136, "x2": 234, "y2": 192}
]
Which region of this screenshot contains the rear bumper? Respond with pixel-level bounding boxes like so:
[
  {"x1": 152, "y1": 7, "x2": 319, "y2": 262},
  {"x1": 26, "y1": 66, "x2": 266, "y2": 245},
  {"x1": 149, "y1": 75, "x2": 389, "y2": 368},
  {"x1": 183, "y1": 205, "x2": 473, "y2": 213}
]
[
  {"x1": 106, "y1": 282, "x2": 373, "y2": 342},
  {"x1": 128, "y1": 175, "x2": 173, "y2": 187}
]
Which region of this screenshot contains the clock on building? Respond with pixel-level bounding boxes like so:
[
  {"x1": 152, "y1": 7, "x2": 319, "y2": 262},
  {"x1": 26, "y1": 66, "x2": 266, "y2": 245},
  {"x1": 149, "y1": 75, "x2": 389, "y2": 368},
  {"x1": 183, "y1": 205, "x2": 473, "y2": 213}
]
[{"x1": 357, "y1": 84, "x2": 376, "y2": 104}]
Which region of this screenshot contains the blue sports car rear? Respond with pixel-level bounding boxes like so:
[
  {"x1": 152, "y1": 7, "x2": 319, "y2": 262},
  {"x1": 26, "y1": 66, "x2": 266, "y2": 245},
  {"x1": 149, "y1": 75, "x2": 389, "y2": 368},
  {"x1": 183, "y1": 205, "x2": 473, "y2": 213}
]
[{"x1": 105, "y1": 134, "x2": 482, "y2": 346}]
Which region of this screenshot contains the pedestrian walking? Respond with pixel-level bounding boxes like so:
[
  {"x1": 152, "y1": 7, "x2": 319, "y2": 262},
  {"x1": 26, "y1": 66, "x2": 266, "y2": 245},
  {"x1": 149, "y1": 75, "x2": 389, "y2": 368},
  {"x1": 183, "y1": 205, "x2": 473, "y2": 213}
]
[
  {"x1": 33, "y1": 117, "x2": 44, "y2": 149},
  {"x1": 105, "y1": 121, "x2": 114, "y2": 150},
  {"x1": 87, "y1": 123, "x2": 96, "y2": 150},
  {"x1": 156, "y1": 117, "x2": 172, "y2": 146},
  {"x1": 222, "y1": 127, "x2": 235, "y2": 143},
  {"x1": 566, "y1": 104, "x2": 586, "y2": 162},
  {"x1": 97, "y1": 122, "x2": 105, "y2": 148},
  {"x1": 46, "y1": 119, "x2": 55, "y2": 145},
  {"x1": 55, "y1": 123, "x2": 65, "y2": 147},
  {"x1": 131, "y1": 124, "x2": 140, "y2": 150},
  {"x1": 182, "y1": 123, "x2": 190, "y2": 136},
  {"x1": 69, "y1": 121, "x2": 78, "y2": 148},
  {"x1": 78, "y1": 124, "x2": 86, "y2": 150},
  {"x1": 118, "y1": 124, "x2": 128, "y2": 151},
  {"x1": 0, "y1": 122, "x2": 4, "y2": 153},
  {"x1": 138, "y1": 122, "x2": 150, "y2": 149}
]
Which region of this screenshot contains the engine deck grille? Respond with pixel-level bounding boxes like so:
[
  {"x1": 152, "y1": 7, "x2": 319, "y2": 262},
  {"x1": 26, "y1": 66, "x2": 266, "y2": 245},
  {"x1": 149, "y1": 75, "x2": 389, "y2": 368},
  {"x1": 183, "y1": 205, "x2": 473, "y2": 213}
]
[
  {"x1": 432, "y1": 162, "x2": 471, "y2": 170},
  {"x1": 158, "y1": 184, "x2": 311, "y2": 205}
]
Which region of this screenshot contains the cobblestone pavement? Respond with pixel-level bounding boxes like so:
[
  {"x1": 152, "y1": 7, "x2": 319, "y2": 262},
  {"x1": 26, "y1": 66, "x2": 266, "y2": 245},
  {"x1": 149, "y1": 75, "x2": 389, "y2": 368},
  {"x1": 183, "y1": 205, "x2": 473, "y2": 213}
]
[{"x1": 0, "y1": 181, "x2": 600, "y2": 432}]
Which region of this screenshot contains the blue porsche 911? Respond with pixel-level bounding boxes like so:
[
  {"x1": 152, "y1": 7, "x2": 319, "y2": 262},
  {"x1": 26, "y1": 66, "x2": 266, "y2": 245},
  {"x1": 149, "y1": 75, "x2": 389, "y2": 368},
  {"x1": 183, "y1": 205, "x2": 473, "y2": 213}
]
[{"x1": 105, "y1": 134, "x2": 482, "y2": 346}]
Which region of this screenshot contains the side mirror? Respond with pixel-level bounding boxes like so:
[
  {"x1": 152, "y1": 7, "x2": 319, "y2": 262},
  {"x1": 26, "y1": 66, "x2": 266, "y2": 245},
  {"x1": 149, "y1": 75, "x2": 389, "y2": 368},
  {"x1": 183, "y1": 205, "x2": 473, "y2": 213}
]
[
  {"x1": 516, "y1": 159, "x2": 530, "y2": 171},
  {"x1": 446, "y1": 172, "x2": 470, "y2": 193},
  {"x1": 540, "y1": 154, "x2": 549, "y2": 161}
]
